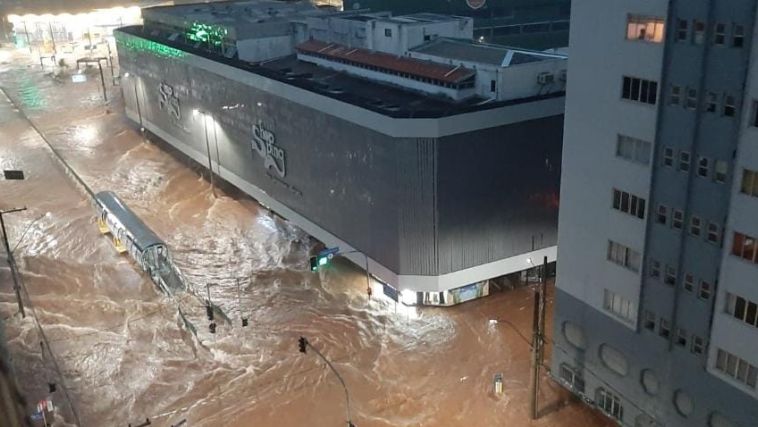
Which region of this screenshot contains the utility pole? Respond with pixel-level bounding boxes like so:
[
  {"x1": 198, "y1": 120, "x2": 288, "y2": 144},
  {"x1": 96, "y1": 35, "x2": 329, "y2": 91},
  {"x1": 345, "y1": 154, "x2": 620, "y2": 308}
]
[
  {"x1": 529, "y1": 256, "x2": 549, "y2": 420},
  {"x1": 0, "y1": 207, "x2": 28, "y2": 318},
  {"x1": 298, "y1": 337, "x2": 356, "y2": 427}
]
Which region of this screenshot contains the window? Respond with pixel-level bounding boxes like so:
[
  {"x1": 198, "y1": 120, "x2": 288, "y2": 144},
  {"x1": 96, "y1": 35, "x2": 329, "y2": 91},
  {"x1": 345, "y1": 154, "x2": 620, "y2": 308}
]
[
  {"x1": 596, "y1": 388, "x2": 624, "y2": 420},
  {"x1": 732, "y1": 232, "x2": 758, "y2": 263},
  {"x1": 679, "y1": 151, "x2": 691, "y2": 172},
  {"x1": 612, "y1": 189, "x2": 646, "y2": 219},
  {"x1": 676, "y1": 328, "x2": 687, "y2": 346},
  {"x1": 714, "y1": 23, "x2": 726, "y2": 45},
  {"x1": 723, "y1": 94, "x2": 737, "y2": 117},
  {"x1": 649, "y1": 259, "x2": 661, "y2": 279},
  {"x1": 714, "y1": 160, "x2": 728, "y2": 183},
  {"x1": 559, "y1": 364, "x2": 585, "y2": 392},
  {"x1": 715, "y1": 349, "x2": 757, "y2": 388},
  {"x1": 664, "y1": 265, "x2": 677, "y2": 286},
  {"x1": 644, "y1": 310, "x2": 656, "y2": 330},
  {"x1": 384, "y1": 28, "x2": 392, "y2": 37},
  {"x1": 423, "y1": 34, "x2": 431, "y2": 41},
  {"x1": 622, "y1": 76, "x2": 658, "y2": 105},
  {"x1": 603, "y1": 289, "x2": 636, "y2": 323},
  {"x1": 490, "y1": 80, "x2": 496, "y2": 92},
  {"x1": 689, "y1": 216, "x2": 702, "y2": 236},
  {"x1": 659, "y1": 318, "x2": 671, "y2": 338},
  {"x1": 693, "y1": 20, "x2": 706, "y2": 44},
  {"x1": 752, "y1": 100, "x2": 758, "y2": 127},
  {"x1": 663, "y1": 147, "x2": 674, "y2": 167},
  {"x1": 670, "y1": 85, "x2": 681, "y2": 105},
  {"x1": 705, "y1": 92, "x2": 718, "y2": 112},
  {"x1": 607, "y1": 240, "x2": 641, "y2": 272},
  {"x1": 698, "y1": 156, "x2": 710, "y2": 178},
  {"x1": 683, "y1": 273, "x2": 695, "y2": 292},
  {"x1": 741, "y1": 169, "x2": 758, "y2": 197},
  {"x1": 691, "y1": 336, "x2": 705, "y2": 354},
  {"x1": 685, "y1": 88, "x2": 698, "y2": 109},
  {"x1": 672, "y1": 209, "x2": 684, "y2": 229},
  {"x1": 616, "y1": 135, "x2": 652, "y2": 165},
  {"x1": 733, "y1": 24, "x2": 745, "y2": 48},
  {"x1": 676, "y1": 19, "x2": 689, "y2": 41},
  {"x1": 656, "y1": 205, "x2": 668, "y2": 225},
  {"x1": 699, "y1": 280, "x2": 712, "y2": 300},
  {"x1": 626, "y1": 15, "x2": 665, "y2": 42},
  {"x1": 726, "y1": 292, "x2": 758, "y2": 328},
  {"x1": 707, "y1": 222, "x2": 721, "y2": 244}
]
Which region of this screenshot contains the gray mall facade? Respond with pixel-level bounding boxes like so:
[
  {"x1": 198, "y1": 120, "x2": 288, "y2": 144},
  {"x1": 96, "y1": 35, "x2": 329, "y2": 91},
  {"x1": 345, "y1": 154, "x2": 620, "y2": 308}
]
[{"x1": 115, "y1": 28, "x2": 563, "y2": 301}]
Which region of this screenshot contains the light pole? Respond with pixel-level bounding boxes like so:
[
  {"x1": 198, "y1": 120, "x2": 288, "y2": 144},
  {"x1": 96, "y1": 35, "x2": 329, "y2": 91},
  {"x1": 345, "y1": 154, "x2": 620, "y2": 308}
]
[
  {"x1": 194, "y1": 109, "x2": 216, "y2": 197},
  {"x1": 0, "y1": 207, "x2": 28, "y2": 318},
  {"x1": 297, "y1": 337, "x2": 356, "y2": 427}
]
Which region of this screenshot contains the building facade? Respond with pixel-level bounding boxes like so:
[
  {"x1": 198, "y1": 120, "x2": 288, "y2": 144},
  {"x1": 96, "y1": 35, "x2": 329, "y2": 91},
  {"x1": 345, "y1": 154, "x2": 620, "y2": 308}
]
[
  {"x1": 553, "y1": 0, "x2": 758, "y2": 426},
  {"x1": 115, "y1": 1, "x2": 567, "y2": 305}
]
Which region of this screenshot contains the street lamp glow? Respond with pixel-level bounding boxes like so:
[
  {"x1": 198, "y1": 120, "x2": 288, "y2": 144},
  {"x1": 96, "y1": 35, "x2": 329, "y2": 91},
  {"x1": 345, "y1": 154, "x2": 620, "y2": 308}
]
[
  {"x1": 400, "y1": 289, "x2": 416, "y2": 306},
  {"x1": 192, "y1": 108, "x2": 200, "y2": 116}
]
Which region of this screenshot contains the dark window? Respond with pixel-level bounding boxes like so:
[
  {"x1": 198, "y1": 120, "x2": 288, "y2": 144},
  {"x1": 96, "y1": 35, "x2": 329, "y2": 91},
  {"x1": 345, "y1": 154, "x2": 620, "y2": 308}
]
[
  {"x1": 677, "y1": 19, "x2": 689, "y2": 41},
  {"x1": 384, "y1": 28, "x2": 392, "y2": 37},
  {"x1": 714, "y1": 23, "x2": 726, "y2": 45},
  {"x1": 693, "y1": 20, "x2": 706, "y2": 44},
  {"x1": 622, "y1": 76, "x2": 658, "y2": 105},
  {"x1": 752, "y1": 100, "x2": 758, "y2": 127},
  {"x1": 490, "y1": 80, "x2": 496, "y2": 92},
  {"x1": 733, "y1": 24, "x2": 745, "y2": 48},
  {"x1": 724, "y1": 94, "x2": 737, "y2": 117}
]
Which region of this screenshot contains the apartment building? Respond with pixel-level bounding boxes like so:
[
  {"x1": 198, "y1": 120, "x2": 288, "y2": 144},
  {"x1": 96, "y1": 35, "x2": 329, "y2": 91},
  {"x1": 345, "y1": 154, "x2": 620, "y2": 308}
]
[{"x1": 553, "y1": 1, "x2": 758, "y2": 426}]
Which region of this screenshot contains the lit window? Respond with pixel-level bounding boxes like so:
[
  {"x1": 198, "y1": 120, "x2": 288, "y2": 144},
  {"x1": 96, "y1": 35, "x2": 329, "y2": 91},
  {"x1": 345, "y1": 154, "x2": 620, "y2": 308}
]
[
  {"x1": 699, "y1": 281, "x2": 712, "y2": 300},
  {"x1": 714, "y1": 23, "x2": 726, "y2": 45},
  {"x1": 732, "y1": 231, "x2": 758, "y2": 263},
  {"x1": 693, "y1": 20, "x2": 706, "y2": 44},
  {"x1": 679, "y1": 151, "x2": 691, "y2": 172},
  {"x1": 676, "y1": 19, "x2": 689, "y2": 42},
  {"x1": 724, "y1": 94, "x2": 737, "y2": 117},
  {"x1": 626, "y1": 15, "x2": 665, "y2": 43},
  {"x1": 672, "y1": 209, "x2": 684, "y2": 229},
  {"x1": 714, "y1": 160, "x2": 728, "y2": 183},
  {"x1": 683, "y1": 273, "x2": 694, "y2": 292},
  {"x1": 698, "y1": 156, "x2": 710, "y2": 178},
  {"x1": 664, "y1": 265, "x2": 677, "y2": 286},
  {"x1": 741, "y1": 169, "x2": 758, "y2": 197},
  {"x1": 663, "y1": 147, "x2": 674, "y2": 167},
  {"x1": 686, "y1": 88, "x2": 698, "y2": 109},
  {"x1": 656, "y1": 205, "x2": 668, "y2": 225},
  {"x1": 689, "y1": 216, "x2": 702, "y2": 236},
  {"x1": 705, "y1": 92, "x2": 718, "y2": 112},
  {"x1": 733, "y1": 24, "x2": 745, "y2": 48},
  {"x1": 670, "y1": 85, "x2": 681, "y2": 105}
]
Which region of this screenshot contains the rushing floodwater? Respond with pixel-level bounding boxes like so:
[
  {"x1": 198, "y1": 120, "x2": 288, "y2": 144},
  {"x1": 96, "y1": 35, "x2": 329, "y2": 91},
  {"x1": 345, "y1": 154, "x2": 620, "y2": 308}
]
[{"x1": 0, "y1": 49, "x2": 611, "y2": 427}]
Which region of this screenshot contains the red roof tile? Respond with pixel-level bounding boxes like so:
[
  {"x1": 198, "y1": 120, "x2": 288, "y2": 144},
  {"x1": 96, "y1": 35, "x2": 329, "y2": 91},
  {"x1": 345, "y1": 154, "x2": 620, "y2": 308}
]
[{"x1": 296, "y1": 39, "x2": 475, "y2": 84}]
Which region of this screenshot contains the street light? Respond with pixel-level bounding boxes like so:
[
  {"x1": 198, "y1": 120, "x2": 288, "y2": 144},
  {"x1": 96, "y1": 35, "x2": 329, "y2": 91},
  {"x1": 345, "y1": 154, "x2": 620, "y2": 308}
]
[
  {"x1": 193, "y1": 109, "x2": 217, "y2": 197},
  {"x1": 297, "y1": 336, "x2": 356, "y2": 427}
]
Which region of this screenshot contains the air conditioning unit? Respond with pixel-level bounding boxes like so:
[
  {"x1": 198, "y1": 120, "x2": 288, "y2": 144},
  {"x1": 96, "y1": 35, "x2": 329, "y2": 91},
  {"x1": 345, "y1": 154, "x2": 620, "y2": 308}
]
[{"x1": 537, "y1": 71, "x2": 554, "y2": 85}]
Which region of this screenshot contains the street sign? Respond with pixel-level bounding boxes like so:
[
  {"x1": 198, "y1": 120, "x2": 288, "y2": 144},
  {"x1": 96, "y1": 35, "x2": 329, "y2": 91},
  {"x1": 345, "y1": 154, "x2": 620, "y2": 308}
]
[
  {"x1": 3, "y1": 170, "x2": 24, "y2": 180},
  {"x1": 318, "y1": 246, "x2": 340, "y2": 258},
  {"x1": 382, "y1": 283, "x2": 398, "y2": 302}
]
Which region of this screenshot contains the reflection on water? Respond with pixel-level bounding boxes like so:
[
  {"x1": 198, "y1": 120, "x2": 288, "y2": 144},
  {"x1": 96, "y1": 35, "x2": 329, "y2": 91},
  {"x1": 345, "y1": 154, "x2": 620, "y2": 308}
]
[{"x1": 0, "y1": 49, "x2": 612, "y2": 427}]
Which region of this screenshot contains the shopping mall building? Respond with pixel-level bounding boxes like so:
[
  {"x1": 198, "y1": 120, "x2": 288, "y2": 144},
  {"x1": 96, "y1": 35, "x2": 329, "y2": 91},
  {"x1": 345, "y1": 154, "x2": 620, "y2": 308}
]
[{"x1": 115, "y1": 0, "x2": 567, "y2": 305}]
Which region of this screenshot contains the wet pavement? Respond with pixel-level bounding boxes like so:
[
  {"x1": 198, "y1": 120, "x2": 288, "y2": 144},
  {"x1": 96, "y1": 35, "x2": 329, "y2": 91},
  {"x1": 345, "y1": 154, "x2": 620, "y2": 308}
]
[{"x1": 0, "y1": 48, "x2": 612, "y2": 427}]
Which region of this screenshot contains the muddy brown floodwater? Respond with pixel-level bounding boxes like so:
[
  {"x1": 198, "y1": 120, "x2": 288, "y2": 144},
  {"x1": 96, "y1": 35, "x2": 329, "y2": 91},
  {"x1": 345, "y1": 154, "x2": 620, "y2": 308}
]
[{"x1": 0, "y1": 48, "x2": 613, "y2": 427}]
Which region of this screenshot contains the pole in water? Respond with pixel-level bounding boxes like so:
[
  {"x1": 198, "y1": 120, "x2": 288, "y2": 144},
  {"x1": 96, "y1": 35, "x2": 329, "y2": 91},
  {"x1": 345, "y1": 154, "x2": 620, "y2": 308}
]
[
  {"x1": 98, "y1": 60, "x2": 107, "y2": 102},
  {"x1": 529, "y1": 290, "x2": 540, "y2": 420}
]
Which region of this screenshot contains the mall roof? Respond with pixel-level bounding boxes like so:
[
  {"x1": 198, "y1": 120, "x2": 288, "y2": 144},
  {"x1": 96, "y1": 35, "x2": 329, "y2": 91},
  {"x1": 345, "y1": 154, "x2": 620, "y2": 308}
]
[{"x1": 296, "y1": 39, "x2": 476, "y2": 84}]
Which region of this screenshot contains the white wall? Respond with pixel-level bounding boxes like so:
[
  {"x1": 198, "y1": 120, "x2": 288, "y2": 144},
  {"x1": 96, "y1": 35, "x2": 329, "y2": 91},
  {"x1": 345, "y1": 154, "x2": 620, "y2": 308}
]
[
  {"x1": 557, "y1": 0, "x2": 668, "y2": 329},
  {"x1": 368, "y1": 18, "x2": 473, "y2": 56},
  {"x1": 708, "y1": 8, "x2": 758, "y2": 395},
  {"x1": 237, "y1": 35, "x2": 294, "y2": 63}
]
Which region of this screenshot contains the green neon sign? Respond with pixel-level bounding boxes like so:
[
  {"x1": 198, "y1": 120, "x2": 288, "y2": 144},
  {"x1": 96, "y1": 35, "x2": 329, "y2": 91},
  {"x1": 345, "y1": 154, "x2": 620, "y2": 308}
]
[
  {"x1": 186, "y1": 22, "x2": 228, "y2": 47},
  {"x1": 115, "y1": 32, "x2": 186, "y2": 58}
]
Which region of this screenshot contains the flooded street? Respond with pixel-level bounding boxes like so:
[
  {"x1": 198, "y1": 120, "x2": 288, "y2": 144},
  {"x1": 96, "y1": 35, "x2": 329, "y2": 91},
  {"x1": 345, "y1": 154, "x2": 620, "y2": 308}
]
[{"x1": 0, "y1": 49, "x2": 611, "y2": 427}]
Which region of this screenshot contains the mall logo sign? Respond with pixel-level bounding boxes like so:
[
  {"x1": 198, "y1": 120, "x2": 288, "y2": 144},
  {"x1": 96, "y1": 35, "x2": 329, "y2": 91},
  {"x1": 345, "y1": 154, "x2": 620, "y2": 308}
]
[
  {"x1": 158, "y1": 82, "x2": 181, "y2": 121},
  {"x1": 466, "y1": 0, "x2": 486, "y2": 10},
  {"x1": 251, "y1": 121, "x2": 286, "y2": 178}
]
